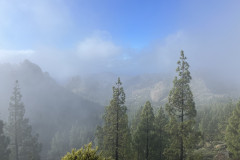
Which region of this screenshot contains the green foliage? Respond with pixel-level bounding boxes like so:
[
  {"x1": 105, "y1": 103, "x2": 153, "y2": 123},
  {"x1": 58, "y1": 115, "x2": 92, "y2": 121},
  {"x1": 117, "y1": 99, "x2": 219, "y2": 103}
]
[
  {"x1": 165, "y1": 51, "x2": 198, "y2": 160},
  {"x1": 153, "y1": 107, "x2": 168, "y2": 160},
  {"x1": 0, "y1": 120, "x2": 10, "y2": 160},
  {"x1": 97, "y1": 77, "x2": 131, "y2": 160},
  {"x1": 132, "y1": 104, "x2": 169, "y2": 160},
  {"x1": 133, "y1": 101, "x2": 155, "y2": 160},
  {"x1": 163, "y1": 118, "x2": 180, "y2": 160},
  {"x1": 7, "y1": 80, "x2": 41, "y2": 160},
  {"x1": 61, "y1": 142, "x2": 111, "y2": 160},
  {"x1": 225, "y1": 101, "x2": 240, "y2": 159},
  {"x1": 131, "y1": 106, "x2": 143, "y2": 160},
  {"x1": 196, "y1": 100, "x2": 235, "y2": 143}
]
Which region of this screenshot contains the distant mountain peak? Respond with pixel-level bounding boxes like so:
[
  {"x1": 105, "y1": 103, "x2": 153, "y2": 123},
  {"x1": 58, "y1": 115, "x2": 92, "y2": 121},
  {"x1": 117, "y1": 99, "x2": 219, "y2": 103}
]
[{"x1": 21, "y1": 59, "x2": 43, "y2": 74}]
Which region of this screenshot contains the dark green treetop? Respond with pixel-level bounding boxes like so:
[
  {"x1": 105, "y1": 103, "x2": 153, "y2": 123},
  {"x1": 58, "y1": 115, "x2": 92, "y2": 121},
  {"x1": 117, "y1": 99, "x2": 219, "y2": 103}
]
[
  {"x1": 165, "y1": 51, "x2": 198, "y2": 160},
  {"x1": 133, "y1": 101, "x2": 155, "y2": 160},
  {"x1": 99, "y1": 77, "x2": 131, "y2": 160},
  {"x1": 153, "y1": 107, "x2": 168, "y2": 160},
  {"x1": 166, "y1": 51, "x2": 196, "y2": 119}
]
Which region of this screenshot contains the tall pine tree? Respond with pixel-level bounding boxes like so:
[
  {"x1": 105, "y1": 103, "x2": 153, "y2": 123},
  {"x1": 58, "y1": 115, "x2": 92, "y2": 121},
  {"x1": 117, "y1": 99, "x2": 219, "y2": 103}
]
[
  {"x1": 99, "y1": 77, "x2": 131, "y2": 160},
  {"x1": 131, "y1": 106, "x2": 143, "y2": 160},
  {"x1": 225, "y1": 101, "x2": 240, "y2": 159},
  {"x1": 153, "y1": 107, "x2": 168, "y2": 160},
  {"x1": 0, "y1": 119, "x2": 10, "y2": 160},
  {"x1": 165, "y1": 51, "x2": 198, "y2": 160},
  {"x1": 7, "y1": 80, "x2": 41, "y2": 160},
  {"x1": 133, "y1": 101, "x2": 155, "y2": 160}
]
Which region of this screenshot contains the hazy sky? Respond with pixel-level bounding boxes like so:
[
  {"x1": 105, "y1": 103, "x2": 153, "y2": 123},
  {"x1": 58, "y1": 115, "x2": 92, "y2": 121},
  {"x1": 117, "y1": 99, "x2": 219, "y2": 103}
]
[{"x1": 0, "y1": 0, "x2": 239, "y2": 81}]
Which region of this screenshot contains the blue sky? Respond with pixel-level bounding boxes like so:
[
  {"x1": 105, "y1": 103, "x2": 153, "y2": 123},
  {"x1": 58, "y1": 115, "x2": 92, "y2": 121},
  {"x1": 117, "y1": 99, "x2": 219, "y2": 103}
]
[
  {"x1": 0, "y1": 0, "x2": 240, "y2": 80},
  {"x1": 0, "y1": 0, "x2": 181, "y2": 49}
]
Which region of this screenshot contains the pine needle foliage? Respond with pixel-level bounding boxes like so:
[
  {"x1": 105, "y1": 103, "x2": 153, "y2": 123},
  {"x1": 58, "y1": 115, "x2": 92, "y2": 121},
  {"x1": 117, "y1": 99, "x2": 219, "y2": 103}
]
[
  {"x1": 165, "y1": 51, "x2": 198, "y2": 160},
  {"x1": 98, "y1": 78, "x2": 131, "y2": 160}
]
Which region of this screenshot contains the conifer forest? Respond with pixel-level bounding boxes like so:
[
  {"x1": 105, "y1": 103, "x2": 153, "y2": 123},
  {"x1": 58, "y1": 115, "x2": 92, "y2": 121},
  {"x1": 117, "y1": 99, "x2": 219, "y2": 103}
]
[{"x1": 0, "y1": 1, "x2": 240, "y2": 160}]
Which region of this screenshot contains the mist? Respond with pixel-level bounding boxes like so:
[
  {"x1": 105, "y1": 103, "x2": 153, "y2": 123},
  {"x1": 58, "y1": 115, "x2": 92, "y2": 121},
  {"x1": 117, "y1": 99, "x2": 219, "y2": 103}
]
[
  {"x1": 0, "y1": 0, "x2": 240, "y2": 82},
  {"x1": 0, "y1": 1, "x2": 240, "y2": 160}
]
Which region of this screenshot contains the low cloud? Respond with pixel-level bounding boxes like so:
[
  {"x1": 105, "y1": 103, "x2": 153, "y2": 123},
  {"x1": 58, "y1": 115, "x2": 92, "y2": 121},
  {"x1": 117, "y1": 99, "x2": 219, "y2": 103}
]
[
  {"x1": 138, "y1": 31, "x2": 190, "y2": 73},
  {"x1": 1, "y1": 24, "x2": 240, "y2": 83},
  {"x1": 0, "y1": 49, "x2": 35, "y2": 63},
  {"x1": 77, "y1": 33, "x2": 121, "y2": 60}
]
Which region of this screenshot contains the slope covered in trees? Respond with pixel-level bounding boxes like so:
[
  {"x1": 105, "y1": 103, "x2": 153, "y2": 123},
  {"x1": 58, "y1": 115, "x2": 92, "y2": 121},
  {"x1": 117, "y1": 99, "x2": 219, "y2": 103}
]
[
  {"x1": 66, "y1": 71, "x2": 232, "y2": 110},
  {"x1": 0, "y1": 52, "x2": 240, "y2": 159},
  {"x1": 0, "y1": 60, "x2": 103, "y2": 159},
  {"x1": 225, "y1": 101, "x2": 240, "y2": 159}
]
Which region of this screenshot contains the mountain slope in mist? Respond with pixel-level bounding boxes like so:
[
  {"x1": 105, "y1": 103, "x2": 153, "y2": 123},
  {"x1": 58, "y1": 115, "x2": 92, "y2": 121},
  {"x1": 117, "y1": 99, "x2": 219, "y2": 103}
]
[
  {"x1": 0, "y1": 60, "x2": 103, "y2": 156},
  {"x1": 0, "y1": 60, "x2": 237, "y2": 157},
  {"x1": 66, "y1": 73, "x2": 228, "y2": 110}
]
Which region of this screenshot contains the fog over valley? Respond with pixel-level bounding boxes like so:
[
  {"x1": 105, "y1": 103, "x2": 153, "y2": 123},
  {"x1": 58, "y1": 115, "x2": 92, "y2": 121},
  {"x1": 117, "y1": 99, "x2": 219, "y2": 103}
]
[{"x1": 1, "y1": 1, "x2": 240, "y2": 160}]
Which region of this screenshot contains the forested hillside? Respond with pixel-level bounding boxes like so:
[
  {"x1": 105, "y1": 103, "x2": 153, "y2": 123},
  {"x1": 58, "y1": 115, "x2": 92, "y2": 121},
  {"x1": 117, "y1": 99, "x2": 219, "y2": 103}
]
[
  {"x1": 1, "y1": 0, "x2": 239, "y2": 159},
  {"x1": 1, "y1": 53, "x2": 240, "y2": 160},
  {"x1": 66, "y1": 70, "x2": 231, "y2": 109},
  {"x1": 0, "y1": 60, "x2": 103, "y2": 159},
  {"x1": 1, "y1": 56, "x2": 240, "y2": 159}
]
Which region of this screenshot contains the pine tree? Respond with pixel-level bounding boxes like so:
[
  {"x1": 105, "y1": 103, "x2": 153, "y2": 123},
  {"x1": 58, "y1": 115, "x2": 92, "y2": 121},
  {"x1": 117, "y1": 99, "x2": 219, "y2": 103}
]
[
  {"x1": 7, "y1": 80, "x2": 41, "y2": 160},
  {"x1": 153, "y1": 107, "x2": 168, "y2": 160},
  {"x1": 131, "y1": 106, "x2": 143, "y2": 160},
  {"x1": 100, "y1": 77, "x2": 131, "y2": 160},
  {"x1": 133, "y1": 101, "x2": 155, "y2": 160},
  {"x1": 165, "y1": 51, "x2": 198, "y2": 160},
  {"x1": 225, "y1": 101, "x2": 240, "y2": 159},
  {"x1": 0, "y1": 120, "x2": 10, "y2": 160}
]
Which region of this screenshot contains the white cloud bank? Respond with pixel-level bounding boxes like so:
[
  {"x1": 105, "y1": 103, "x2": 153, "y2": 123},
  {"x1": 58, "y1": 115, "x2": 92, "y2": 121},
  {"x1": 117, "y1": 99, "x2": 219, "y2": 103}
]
[
  {"x1": 0, "y1": 49, "x2": 35, "y2": 63},
  {"x1": 77, "y1": 34, "x2": 121, "y2": 60}
]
